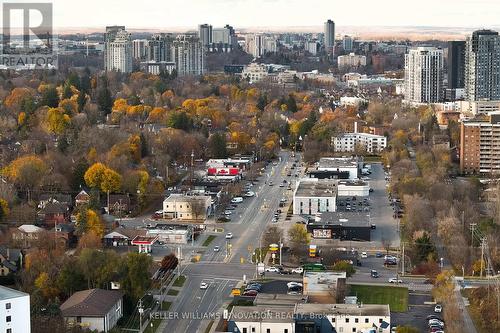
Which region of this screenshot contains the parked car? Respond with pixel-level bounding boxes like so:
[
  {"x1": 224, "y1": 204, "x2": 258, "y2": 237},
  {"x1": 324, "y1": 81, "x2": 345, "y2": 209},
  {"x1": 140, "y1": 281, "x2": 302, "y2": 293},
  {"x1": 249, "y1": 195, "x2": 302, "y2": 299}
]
[
  {"x1": 426, "y1": 315, "x2": 443, "y2": 321},
  {"x1": 268, "y1": 181, "x2": 274, "y2": 186},
  {"x1": 231, "y1": 197, "x2": 243, "y2": 203},
  {"x1": 287, "y1": 282, "x2": 303, "y2": 288},
  {"x1": 265, "y1": 266, "x2": 280, "y2": 272},
  {"x1": 200, "y1": 282, "x2": 208, "y2": 289},
  {"x1": 242, "y1": 290, "x2": 258, "y2": 297},
  {"x1": 224, "y1": 210, "x2": 232, "y2": 216},
  {"x1": 225, "y1": 232, "x2": 233, "y2": 239},
  {"x1": 245, "y1": 191, "x2": 255, "y2": 197},
  {"x1": 388, "y1": 277, "x2": 403, "y2": 284},
  {"x1": 434, "y1": 304, "x2": 442, "y2": 313},
  {"x1": 213, "y1": 246, "x2": 220, "y2": 252},
  {"x1": 291, "y1": 267, "x2": 304, "y2": 274},
  {"x1": 429, "y1": 319, "x2": 444, "y2": 327}
]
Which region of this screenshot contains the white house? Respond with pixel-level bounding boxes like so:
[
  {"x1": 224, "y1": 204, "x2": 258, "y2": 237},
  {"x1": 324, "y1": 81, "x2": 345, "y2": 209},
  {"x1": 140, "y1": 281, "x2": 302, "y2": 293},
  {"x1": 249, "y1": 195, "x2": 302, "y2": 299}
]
[
  {"x1": 0, "y1": 286, "x2": 31, "y2": 333},
  {"x1": 61, "y1": 289, "x2": 124, "y2": 332},
  {"x1": 293, "y1": 178, "x2": 337, "y2": 215}
]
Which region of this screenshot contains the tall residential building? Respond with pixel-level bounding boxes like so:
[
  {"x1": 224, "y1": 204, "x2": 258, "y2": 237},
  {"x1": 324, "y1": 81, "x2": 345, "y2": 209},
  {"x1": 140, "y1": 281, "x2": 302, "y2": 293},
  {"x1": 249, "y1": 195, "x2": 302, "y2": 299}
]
[
  {"x1": 103, "y1": 25, "x2": 125, "y2": 71},
  {"x1": 446, "y1": 41, "x2": 466, "y2": 101},
  {"x1": 0, "y1": 286, "x2": 31, "y2": 333},
  {"x1": 212, "y1": 24, "x2": 237, "y2": 52},
  {"x1": 324, "y1": 19, "x2": 335, "y2": 55},
  {"x1": 404, "y1": 47, "x2": 444, "y2": 104},
  {"x1": 337, "y1": 53, "x2": 366, "y2": 69},
  {"x1": 198, "y1": 24, "x2": 212, "y2": 48},
  {"x1": 448, "y1": 41, "x2": 466, "y2": 89},
  {"x1": 465, "y1": 30, "x2": 500, "y2": 102},
  {"x1": 105, "y1": 28, "x2": 133, "y2": 73},
  {"x1": 170, "y1": 35, "x2": 205, "y2": 76},
  {"x1": 132, "y1": 39, "x2": 148, "y2": 60},
  {"x1": 147, "y1": 34, "x2": 172, "y2": 62},
  {"x1": 460, "y1": 112, "x2": 500, "y2": 174},
  {"x1": 245, "y1": 34, "x2": 277, "y2": 58},
  {"x1": 342, "y1": 35, "x2": 353, "y2": 52}
]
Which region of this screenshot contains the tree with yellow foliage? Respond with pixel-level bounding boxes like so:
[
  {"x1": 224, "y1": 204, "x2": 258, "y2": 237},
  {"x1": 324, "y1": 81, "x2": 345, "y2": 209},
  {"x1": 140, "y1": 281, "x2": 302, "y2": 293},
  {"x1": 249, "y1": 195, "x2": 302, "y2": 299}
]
[
  {"x1": 35, "y1": 272, "x2": 60, "y2": 300},
  {"x1": 46, "y1": 107, "x2": 70, "y2": 134},
  {"x1": 128, "y1": 134, "x2": 142, "y2": 163},
  {"x1": 2, "y1": 155, "x2": 47, "y2": 201},
  {"x1": 84, "y1": 163, "x2": 122, "y2": 193},
  {"x1": 0, "y1": 198, "x2": 9, "y2": 222}
]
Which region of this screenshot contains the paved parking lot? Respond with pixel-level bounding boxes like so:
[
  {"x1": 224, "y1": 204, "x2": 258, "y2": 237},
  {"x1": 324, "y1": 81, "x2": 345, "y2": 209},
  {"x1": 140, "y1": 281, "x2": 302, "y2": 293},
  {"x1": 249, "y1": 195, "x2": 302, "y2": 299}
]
[{"x1": 392, "y1": 292, "x2": 437, "y2": 332}]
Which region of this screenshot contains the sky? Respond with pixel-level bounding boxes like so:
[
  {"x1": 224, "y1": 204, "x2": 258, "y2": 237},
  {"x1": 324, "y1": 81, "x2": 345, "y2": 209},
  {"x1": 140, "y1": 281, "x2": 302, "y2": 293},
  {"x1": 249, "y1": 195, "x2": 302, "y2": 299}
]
[{"x1": 15, "y1": 0, "x2": 500, "y2": 30}]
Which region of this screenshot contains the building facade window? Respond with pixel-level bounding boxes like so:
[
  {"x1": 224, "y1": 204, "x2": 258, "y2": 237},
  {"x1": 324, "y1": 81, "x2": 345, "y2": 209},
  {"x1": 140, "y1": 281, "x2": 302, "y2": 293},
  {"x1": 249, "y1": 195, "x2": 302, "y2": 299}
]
[{"x1": 5, "y1": 303, "x2": 10, "y2": 310}]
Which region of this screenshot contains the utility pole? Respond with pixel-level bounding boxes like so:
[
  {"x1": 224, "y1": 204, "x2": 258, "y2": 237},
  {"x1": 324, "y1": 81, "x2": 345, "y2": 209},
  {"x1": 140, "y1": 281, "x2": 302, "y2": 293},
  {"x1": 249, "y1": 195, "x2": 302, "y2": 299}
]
[
  {"x1": 401, "y1": 242, "x2": 405, "y2": 276},
  {"x1": 480, "y1": 237, "x2": 486, "y2": 278},
  {"x1": 279, "y1": 237, "x2": 282, "y2": 266},
  {"x1": 470, "y1": 223, "x2": 477, "y2": 248},
  {"x1": 177, "y1": 246, "x2": 181, "y2": 276},
  {"x1": 138, "y1": 298, "x2": 144, "y2": 333}
]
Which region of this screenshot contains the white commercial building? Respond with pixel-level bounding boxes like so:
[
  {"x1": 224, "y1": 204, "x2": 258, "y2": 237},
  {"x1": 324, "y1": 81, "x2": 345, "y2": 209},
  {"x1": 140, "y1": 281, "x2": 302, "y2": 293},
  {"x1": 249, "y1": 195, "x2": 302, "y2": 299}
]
[
  {"x1": 228, "y1": 306, "x2": 295, "y2": 333},
  {"x1": 0, "y1": 286, "x2": 31, "y2": 333},
  {"x1": 105, "y1": 28, "x2": 133, "y2": 73},
  {"x1": 317, "y1": 157, "x2": 361, "y2": 180},
  {"x1": 340, "y1": 96, "x2": 367, "y2": 107},
  {"x1": 295, "y1": 303, "x2": 391, "y2": 333},
  {"x1": 404, "y1": 47, "x2": 444, "y2": 104},
  {"x1": 338, "y1": 53, "x2": 366, "y2": 69},
  {"x1": 171, "y1": 35, "x2": 205, "y2": 76},
  {"x1": 338, "y1": 180, "x2": 370, "y2": 197},
  {"x1": 293, "y1": 178, "x2": 337, "y2": 215}
]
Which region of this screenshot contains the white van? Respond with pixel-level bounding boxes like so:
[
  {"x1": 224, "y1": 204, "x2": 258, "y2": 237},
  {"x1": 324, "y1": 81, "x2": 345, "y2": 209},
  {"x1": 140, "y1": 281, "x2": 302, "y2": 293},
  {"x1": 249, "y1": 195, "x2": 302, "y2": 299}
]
[{"x1": 231, "y1": 197, "x2": 243, "y2": 203}]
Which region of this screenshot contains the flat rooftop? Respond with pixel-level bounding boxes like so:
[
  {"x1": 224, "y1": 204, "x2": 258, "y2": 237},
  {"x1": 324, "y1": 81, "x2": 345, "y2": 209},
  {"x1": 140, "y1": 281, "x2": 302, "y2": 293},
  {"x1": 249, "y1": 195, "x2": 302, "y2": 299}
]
[
  {"x1": 338, "y1": 180, "x2": 368, "y2": 187},
  {"x1": 295, "y1": 303, "x2": 390, "y2": 317},
  {"x1": 253, "y1": 293, "x2": 307, "y2": 307},
  {"x1": 309, "y1": 211, "x2": 370, "y2": 227},
  {"x1": 230, "y1": 305, "x2": 295, "y2": 323},
  {"x1": 295, "y1": 179, "x2": 337, "y2": 197},
  {"x1": 318, "y1": 157, "x2": 360, "y2": 169},
  {"x1": 0, "y1": 286, "x2": 29, "y2": 301}
]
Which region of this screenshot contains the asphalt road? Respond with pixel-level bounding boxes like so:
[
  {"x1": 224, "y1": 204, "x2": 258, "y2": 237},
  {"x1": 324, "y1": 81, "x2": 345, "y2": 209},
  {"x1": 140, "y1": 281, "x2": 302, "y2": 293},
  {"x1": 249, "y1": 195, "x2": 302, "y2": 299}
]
[{"x1": 162, "y1": 151, "x2": 295, "y2": 333}]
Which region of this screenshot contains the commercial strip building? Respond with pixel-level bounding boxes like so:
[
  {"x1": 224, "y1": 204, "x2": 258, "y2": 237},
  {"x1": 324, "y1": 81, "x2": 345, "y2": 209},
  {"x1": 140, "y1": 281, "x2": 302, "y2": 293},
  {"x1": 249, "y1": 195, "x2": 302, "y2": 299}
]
[
  {"x1": 0, "y1": 286, "x2": 31, "y2": 333},
  {"x1": 306, "y1": 212, "x2": 372, "y2": 241},
  {"x1": 228, "y1": 300, "x2": 391, "y2": 333},
  {"x1": 460, "y1": 112, "x2": 500, "y2": 174}
]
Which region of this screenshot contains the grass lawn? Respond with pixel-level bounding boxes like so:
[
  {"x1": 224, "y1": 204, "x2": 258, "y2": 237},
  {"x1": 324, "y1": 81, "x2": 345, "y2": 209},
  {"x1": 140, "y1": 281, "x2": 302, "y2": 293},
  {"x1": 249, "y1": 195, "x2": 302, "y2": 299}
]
[
  {"x1": 167, "y1": 289, "x2": 179, "y2": 296},
  {"x1": 172, "y1": 275, "x2": 186, "y2": 287},
  {"x1": 144, "y1": 318, "x2": 161, "y2": 333},
  {"x1": 161, "y1": 301, "x2": 171, "y2": 310},
  {"x1": 349, "y1": 284, "x2": 408, "y2": 312},
  {"x1": 202, "y1": 235, "x2": 217, "y2": 246}
]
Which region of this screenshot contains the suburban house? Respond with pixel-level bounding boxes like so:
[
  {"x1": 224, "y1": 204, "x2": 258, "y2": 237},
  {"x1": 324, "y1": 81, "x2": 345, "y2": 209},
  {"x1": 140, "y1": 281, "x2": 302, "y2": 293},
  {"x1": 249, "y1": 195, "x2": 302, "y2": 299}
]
[
  {"x1": 0, "y1": 247, "x2": 21, "y2": 277},
  {"x1": 75, "y1": 190, "x2": 91, "y2": 207},
  {"x1": 52, "y1": 224, "x2": 77, "y2": 247},
  {"x1": 0, "y1": 286, "x2": 31, "y2": 333},
  {"x1": 108, "y1": 194, "x2": 132, "y2": 216},
  {"x1": 38, "y1": 193, "x2": 72, "y2": 209},
  {"x1": 60, "y1": 288, "x2": 124, "y2": 332},
  {"x1": 162, "y1": 194, "x2": 212, "y2": 221},
  {"x1": 11, "y1": 224, "x2": 44, "y2": 248},
  {"x1": 38, "y1": 201, "x2": 70, "y2": 227}
]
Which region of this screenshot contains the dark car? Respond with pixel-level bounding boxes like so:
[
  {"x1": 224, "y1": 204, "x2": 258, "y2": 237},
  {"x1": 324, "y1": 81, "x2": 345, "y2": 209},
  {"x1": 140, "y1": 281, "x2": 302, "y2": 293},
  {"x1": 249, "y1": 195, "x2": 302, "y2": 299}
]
[
  {"x1": 375, "y1": 252, "x2": 383, "y2": 258},
  {"x1": 370, "y1": 270, "x2": 379, "y2": 278}
]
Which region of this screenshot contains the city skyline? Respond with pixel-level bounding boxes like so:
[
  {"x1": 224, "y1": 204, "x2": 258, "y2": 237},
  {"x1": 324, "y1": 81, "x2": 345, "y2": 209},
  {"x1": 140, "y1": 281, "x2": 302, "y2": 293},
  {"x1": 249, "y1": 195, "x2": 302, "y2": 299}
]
[{"x1": 40, "y1": 0, "x2": 500, "y2": 30}]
